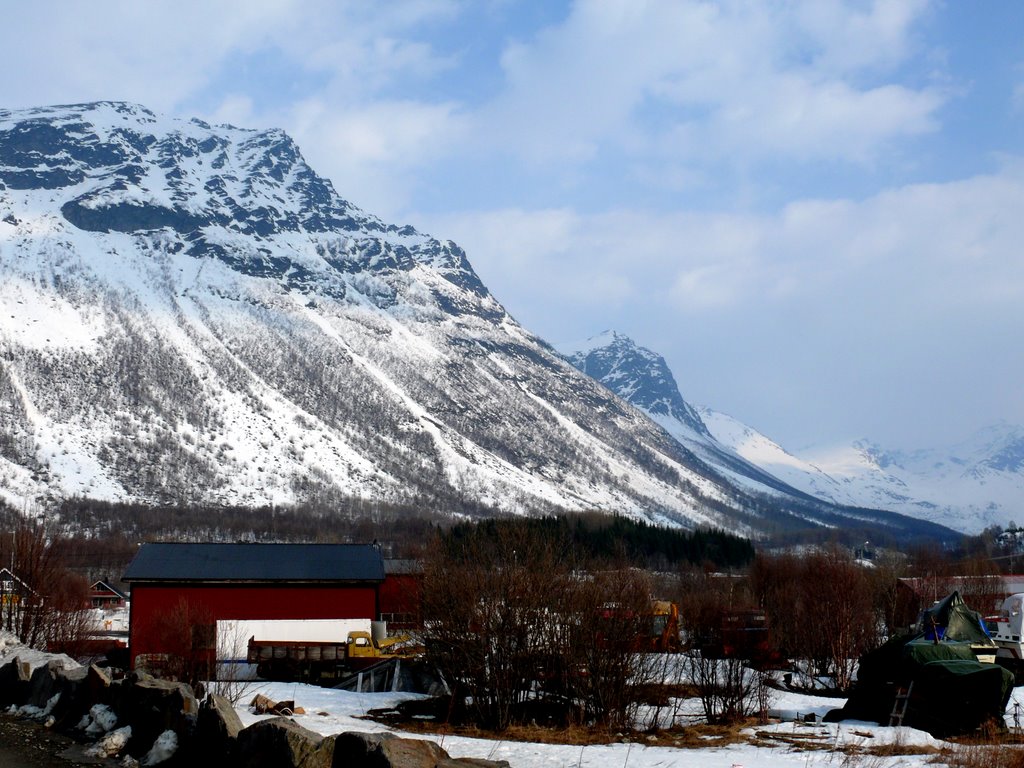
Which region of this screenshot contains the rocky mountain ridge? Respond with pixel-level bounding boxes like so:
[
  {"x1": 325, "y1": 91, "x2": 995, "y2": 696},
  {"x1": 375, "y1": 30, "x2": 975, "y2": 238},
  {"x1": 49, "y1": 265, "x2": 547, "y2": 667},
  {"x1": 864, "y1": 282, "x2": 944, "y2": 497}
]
[{"x1": 0, "y1": 102, "x2": 953, "y2": 542}]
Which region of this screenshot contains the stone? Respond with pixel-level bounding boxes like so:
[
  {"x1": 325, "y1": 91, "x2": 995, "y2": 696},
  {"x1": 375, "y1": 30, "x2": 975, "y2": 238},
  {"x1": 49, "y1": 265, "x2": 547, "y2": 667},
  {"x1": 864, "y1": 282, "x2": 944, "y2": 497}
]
[
  {"x1": 0, "y1": 655, "x2": 34, "y2": 706},
  {"x1": 331, "y1": 731, "x2": 449, "y2": 768},
  {"x1": 194, "y1": 692, "x2": 244, "y2": 759},
  {"x1": 107, "y1": 675, "x2": 198, "y2": 757},
  {"x1": 235, "y1": 717, "x2": 334, "y2": 768}
]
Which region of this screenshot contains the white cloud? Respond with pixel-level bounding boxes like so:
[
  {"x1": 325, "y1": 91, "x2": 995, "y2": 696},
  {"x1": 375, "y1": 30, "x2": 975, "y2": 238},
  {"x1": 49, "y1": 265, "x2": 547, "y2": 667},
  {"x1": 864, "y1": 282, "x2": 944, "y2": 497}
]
[
  {"x1": 0, "y1": 1, "x2": 298, "y2": 111},
  {"x1": 424, "y1": 163, "x2": 1024, "y2": 337},
  {"x1": 286, "y1": 98, "x2": 467, "y2": 220},
  {"x1": 207, "y1": 95, "x2": 257, "y2": 129},
  {"x1": 475, "y1": 0, "x2": 945, "y2": 174},
  {"x1": 421, "y1": 163, "x2": 1024, "y2": 446},
  {"x1": 0, "y1": 0, "x2": 951, "y2": 214}
]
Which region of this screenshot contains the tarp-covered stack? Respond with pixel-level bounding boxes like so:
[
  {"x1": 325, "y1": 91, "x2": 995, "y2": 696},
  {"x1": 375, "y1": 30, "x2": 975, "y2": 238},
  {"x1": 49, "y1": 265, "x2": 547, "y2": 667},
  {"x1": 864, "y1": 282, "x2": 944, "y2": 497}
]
[{"x1": 826, "y1": 591, "x2": 1013, "y2": 737}]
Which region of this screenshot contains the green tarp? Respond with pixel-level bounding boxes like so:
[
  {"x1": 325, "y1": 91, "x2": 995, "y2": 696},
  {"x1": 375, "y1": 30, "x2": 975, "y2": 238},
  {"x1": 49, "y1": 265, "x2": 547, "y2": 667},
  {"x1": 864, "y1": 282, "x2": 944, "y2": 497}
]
[
  {"x1": 918, "y1": 590, "x2": 993, "y2": 644},
  {"x1": 826, "y1": 592, "x2": 1013, "y2": 737}
]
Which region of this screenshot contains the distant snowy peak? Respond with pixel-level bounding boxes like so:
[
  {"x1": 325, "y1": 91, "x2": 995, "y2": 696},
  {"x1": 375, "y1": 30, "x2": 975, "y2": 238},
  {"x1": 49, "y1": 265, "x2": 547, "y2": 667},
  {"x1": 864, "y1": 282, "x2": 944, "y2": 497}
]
[
  {"x1": 844, "y1": 423, "x2": 1024, "y2": 481},
  {"x1": 561, "y1": 332, "x2": 825, "y2": 500},
  {"x1": 980, "y1": 433, "x2": 1024, "y2": 475},
  {"x1": 560, "y1": 332, "x2": 709, "y2": 437},
  {"x1": 563, "y1": 331, "x2": 1023, "y2": 534},
  {"x1": 699, "y1": 409, "x2": 887, "y2": 505}
]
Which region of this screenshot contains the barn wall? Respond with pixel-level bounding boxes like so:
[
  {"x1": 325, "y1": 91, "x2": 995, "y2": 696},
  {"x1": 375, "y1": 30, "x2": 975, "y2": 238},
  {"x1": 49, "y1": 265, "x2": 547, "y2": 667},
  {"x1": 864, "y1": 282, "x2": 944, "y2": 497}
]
[
  {"x1": 129, "y1": 582, "x2": 379, "y2": 666},
  {"x1": 378, "y1": 573, "x2": 422, "y2": 630}
]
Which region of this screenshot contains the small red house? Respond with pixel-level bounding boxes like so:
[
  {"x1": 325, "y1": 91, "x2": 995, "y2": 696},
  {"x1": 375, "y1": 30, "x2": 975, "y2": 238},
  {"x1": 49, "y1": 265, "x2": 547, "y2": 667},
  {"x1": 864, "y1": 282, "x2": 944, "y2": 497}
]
[
  {"x1": 89, "y1": 579, "x2": 128, "y2": 609},
  {"x1": 123, "y1": 542, "x2": 384, "y2": 671}
]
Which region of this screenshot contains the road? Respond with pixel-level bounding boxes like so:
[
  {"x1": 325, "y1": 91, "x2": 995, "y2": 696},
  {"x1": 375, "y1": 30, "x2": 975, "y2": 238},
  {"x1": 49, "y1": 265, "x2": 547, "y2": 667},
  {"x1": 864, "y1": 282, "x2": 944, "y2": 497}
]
[{"x1": 0, "y1": 715, "x2": 97, "y2": 767}]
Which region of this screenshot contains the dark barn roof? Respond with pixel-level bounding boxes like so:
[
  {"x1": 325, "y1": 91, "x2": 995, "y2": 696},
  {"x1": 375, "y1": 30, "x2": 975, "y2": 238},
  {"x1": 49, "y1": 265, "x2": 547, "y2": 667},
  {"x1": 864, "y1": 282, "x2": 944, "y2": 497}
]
[{"x1": 124, "y1": 543, "x2": 385, "y2": 583}]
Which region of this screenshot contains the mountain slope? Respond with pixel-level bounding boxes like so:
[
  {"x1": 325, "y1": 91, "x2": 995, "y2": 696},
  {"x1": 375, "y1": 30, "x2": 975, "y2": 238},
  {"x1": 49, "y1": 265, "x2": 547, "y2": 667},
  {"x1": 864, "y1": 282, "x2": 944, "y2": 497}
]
[
  {"x1": 562, "y1": 332, "x2": 1021, "y2": 534},
  {"x1": 0, "y1": 102, "x2": 954, "y2": 542}
]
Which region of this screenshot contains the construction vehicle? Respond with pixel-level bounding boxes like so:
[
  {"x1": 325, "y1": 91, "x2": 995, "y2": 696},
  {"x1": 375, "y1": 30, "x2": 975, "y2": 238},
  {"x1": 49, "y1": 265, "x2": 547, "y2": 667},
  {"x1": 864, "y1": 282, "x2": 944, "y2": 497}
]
[
  {"x1": 246, "y1": 621, "x2": 421, "y2": 685},
  {"x1": 649, "y1": 600, "x2": 681, "y2": 652},
  {"x1": 597, "y1": 599, "x2": 681, "y2": 652}
]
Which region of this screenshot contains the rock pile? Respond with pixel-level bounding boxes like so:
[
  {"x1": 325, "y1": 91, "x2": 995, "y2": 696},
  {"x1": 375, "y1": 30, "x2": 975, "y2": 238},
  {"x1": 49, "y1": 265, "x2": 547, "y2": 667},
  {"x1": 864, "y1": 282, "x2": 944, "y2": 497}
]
[{"x1": 0, "y1": 654, "x2": 509, "y2": 768}]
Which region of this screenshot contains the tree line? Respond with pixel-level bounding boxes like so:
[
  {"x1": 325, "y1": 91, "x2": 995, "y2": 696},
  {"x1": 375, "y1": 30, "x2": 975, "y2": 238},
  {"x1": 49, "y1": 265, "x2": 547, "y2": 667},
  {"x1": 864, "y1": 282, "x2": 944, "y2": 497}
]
[{"x1": 3, "y1": 495, "x2": 1014, "y2": 735}]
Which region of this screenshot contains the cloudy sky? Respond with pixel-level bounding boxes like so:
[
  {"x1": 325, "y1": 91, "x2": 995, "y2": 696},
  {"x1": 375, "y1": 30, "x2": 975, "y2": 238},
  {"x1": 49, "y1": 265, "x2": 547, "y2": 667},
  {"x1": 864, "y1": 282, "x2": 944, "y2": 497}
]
[{"x1": 2, "y1": 1, "x2": 1022, "y2": 453}]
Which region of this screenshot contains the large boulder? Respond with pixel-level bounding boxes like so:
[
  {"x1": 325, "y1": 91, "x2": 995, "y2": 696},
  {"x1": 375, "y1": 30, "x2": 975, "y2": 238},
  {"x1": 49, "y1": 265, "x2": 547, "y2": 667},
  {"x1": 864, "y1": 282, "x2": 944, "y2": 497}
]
[
  {"x1": 236, "y1": 717, "x2": 334, "y2": 768},
  {"x1": 331, "y1": 731, "x2": 449, "y2": 768},
  {"x1": 26, "y1": 660, "x2": 89, "y2": 726},
  {"x1": 107, "y1": 674, "x2": 198, "y2": 757},
  {"x1": 194, "y1": 692, "x2": 245, "y2": 759},
  {"x1": 83, "y1": 664, "x2": 113, "y2": 707},
  {"x1": 0, "y1": 655, "x2": 34, "y2": 706}
]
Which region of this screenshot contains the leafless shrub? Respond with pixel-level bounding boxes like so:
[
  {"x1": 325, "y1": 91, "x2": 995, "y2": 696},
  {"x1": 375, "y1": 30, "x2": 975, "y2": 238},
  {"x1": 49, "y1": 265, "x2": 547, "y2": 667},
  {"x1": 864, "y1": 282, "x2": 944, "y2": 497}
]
[
  {"x1": 560, "y1": 568, "x2": 655, "y2": 730},
  {"x1": 683, "y1": 650, "x2": 772, "y2": 725},
  {"x1": 422, "y1": 522, "x2": 665, "y2": 732},
  {"x1": 142, "y1": 597, "x2": 216, "y2": 692},
  {"x1": 210, "y1": 619, "x2": 258, "y2": 705},
  {"x1": 0, "y1": 520, "x2": 92, "y2": 652},
  {"x1": 751, "y1": 548, "x2": 880, "y2": 692},
  {"x1": 422, "y1": 524, "x2": 567, "y2": 731}
]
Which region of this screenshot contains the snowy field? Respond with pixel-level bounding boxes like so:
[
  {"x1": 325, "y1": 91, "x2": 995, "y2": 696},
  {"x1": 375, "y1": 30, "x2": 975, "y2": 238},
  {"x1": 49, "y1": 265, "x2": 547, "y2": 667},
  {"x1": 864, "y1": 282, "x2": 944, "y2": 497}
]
[{"x1": 234, "y1": 680, "x2": 1024, "y2": 768}]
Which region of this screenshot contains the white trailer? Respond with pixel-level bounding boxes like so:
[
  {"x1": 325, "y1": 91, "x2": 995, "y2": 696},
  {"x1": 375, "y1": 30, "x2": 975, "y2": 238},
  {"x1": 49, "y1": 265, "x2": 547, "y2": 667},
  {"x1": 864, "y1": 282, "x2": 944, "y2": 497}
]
[{"x1": 985, "y1": 593, "x2": 1024, "y2": 665}]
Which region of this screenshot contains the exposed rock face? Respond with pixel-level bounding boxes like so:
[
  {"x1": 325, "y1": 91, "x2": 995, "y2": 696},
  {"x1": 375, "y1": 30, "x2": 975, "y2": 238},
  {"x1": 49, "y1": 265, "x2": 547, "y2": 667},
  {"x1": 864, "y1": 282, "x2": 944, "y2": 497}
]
[
  {"x1": 105, "y1": 674, "x2": 198, "y2": 756},
  {"x1": 0, "y1": 656, "x2": 34, "y2": 706},
  {"x1": 196, "y1": 691, "x2": 245, "y2": 757}
]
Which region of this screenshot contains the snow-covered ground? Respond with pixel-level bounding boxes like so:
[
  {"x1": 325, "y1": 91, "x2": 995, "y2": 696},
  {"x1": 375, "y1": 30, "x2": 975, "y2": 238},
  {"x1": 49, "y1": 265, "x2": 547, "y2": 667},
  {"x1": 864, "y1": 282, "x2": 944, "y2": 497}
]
[
  {"x1": 233, "y1": 680, "x2": 1019, "y2": 768},
  {"x1": 2, "y1": 626, "x2": 1019, "y2": 768}
]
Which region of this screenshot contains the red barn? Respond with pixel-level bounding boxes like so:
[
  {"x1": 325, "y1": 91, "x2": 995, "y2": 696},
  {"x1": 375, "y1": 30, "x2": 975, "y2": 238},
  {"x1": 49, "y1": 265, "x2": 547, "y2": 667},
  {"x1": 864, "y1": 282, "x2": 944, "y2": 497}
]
[
  {"x1": 379, "y1": 559, "x2": 423, "y2": 631},
  {"x1": 123, "y1": 542, "x2": 384, "y2": 672}
]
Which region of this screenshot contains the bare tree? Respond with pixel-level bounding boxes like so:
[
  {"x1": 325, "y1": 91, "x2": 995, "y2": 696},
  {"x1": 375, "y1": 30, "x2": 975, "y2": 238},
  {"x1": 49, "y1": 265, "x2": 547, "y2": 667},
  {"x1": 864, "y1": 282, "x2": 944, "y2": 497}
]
[
  {"x1": 142, "y1": 597, "x2": 216, "y2": 692},
  {"x1": 422, "y1": 524, "x2": 567, "y2": 731},
  {"x1": 558, "y1": 568, "x2": 656, "y2": 729},
  {"x1": 802, "y1": 550, "x2": 879, "y2": 691},
  {"x1": 422, "y1": 522, "x2": 665, "y2": 731},
  {"x1": 0, "y1": 521, "x2": 91, "y2": 651},
  {"x1": 677, "y1": 569, "x2": 773, "y2": 724},
  {"x1": 752, "y1": 548, "x2": 880, "y2": 692}
]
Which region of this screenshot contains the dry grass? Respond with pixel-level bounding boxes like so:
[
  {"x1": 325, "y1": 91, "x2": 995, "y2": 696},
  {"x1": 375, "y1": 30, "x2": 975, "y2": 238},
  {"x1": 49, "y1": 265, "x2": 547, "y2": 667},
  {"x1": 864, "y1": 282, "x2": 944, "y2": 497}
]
[
  {"x1": 663, "y1": 721, "x2": 753, "y2": 748},
  {"x1": 364, "y1": 709, "x2": 756, "y2": 748},
  {"x1": 364, "y1": 717, "x2": 638, "y2": 746},
  {"x1": 935, "y1": 742, "x2": 1024, "y2": 768},
  {"x1": 863, "y1": 742, "x2": 941, "y2": 757},
  {"x1": 370, "y1": 701, "x2": 1007, "y2": 762}
]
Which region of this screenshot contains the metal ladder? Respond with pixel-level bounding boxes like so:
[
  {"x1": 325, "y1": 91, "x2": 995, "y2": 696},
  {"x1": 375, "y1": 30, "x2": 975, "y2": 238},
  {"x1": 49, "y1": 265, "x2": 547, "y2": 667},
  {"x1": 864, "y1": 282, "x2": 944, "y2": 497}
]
[{"x1": 889, "y1": 681, "x2": 914, "y2": 726}]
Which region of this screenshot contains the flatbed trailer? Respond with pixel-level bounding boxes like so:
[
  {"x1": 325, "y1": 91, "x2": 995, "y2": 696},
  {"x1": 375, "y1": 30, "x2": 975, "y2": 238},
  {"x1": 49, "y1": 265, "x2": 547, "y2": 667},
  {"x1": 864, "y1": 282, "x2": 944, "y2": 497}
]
[{"x1": 247, "y1": 627, "x2": 422, "y2": 685}]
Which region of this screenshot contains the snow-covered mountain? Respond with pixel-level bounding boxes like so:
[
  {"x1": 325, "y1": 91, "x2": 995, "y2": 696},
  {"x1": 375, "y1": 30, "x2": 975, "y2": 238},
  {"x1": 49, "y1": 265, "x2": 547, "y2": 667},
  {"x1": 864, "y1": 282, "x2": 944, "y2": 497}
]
[
  {"x1": 563, "y1": 332, "x2": 1022, "y2": 534},
  {"x1": 0, "y1": 102, "x2": 952, "y2": 541},
  {"x1": 783, "y1": 425, "x2": 1024, "y2": 534},
  {"x1": 561, "y1": 331, "x2": 817, "y2": 500}
]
